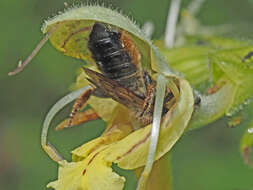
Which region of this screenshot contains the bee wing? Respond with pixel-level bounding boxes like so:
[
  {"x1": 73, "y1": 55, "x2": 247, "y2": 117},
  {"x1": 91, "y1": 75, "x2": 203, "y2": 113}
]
[{"x1": 83, "y1": 67, "x2": 144, "y2": 109}]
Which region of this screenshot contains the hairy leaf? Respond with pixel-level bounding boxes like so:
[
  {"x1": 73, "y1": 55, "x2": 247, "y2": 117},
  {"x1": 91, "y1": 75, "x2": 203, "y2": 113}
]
[{"x1": 42, "y1": 5, "x2": 172, "y2": 75}]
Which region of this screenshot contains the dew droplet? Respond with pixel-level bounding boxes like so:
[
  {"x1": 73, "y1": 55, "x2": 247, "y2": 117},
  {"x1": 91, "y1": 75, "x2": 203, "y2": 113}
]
[{"x1": 248, "y1": 128, "x2": 253, "y2": 134}]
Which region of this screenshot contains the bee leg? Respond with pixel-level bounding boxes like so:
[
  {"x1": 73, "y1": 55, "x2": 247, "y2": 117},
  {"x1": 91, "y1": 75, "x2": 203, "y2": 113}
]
[
  {"x1": 140, "y1": 84, "x2": 156, "y2": 118},
  {"x1": 67, "y1": 88, "x2": 95, "y2": 128},
  {"x1": 139, "y1": 71, "x2": 156, "y2": 118},
  {"x1": 56, "y1": 108, "x2": 99, "y2": 131},
  {"x1": 137, "y1": 74, "x2": 167, "y2": 190}
]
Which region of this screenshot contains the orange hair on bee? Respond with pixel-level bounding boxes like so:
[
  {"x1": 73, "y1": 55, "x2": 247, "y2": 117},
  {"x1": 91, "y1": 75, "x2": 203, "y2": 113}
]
[{"x1": 120, "y1": 31, "x2": 141, "y2": 66}]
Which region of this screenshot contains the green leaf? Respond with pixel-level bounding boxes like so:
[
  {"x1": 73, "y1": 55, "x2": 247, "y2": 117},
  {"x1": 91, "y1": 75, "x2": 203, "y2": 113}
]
[
  {"x1": 156, "y1": 37, "x2": 253, "y2": 130},
  {"x1": 156, "y1": 37, "x2": 253, "y2": 91},
  {"x1": 156, "y1": 42, "x2": 211, "y2": 91},
  {"x1": 188, "y1": 44, "x2": 253, "y2": 129},
  {"x1": 209, "y1": 46, "x2": 253, "y2": 115},
  {"x1": 185, "y1": 36, "x2": 252, "y2": 49}
]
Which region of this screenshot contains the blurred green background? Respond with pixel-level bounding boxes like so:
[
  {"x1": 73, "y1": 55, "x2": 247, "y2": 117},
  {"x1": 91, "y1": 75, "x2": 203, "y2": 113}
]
[{"x1": 1, "y1": 0, "x2": 253, "y2": 189}]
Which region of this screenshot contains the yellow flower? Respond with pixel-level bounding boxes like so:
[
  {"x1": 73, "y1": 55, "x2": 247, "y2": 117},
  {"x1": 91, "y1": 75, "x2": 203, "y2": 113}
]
[{"x1": 45, "y1": 72, "x2": 194, "y2": 190}]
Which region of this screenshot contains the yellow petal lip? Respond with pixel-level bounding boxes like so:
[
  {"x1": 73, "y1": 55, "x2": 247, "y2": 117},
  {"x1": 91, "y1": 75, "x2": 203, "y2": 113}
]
[
  {"x1": 47, "y1": 148, "x2": 126, "y2": 190},
  {"x1": 104, "y1": 77, "x2": 194, "y2": 169},
  {"x1": 48, "y1": 76, "x2": 194, "y2": 190}
]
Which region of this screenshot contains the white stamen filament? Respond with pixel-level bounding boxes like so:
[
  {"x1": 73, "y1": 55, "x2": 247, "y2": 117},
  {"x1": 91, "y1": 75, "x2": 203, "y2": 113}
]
[
  {"x1": 41, "y1": 86, "x2": 92, "y2": 162},
  {"x1": 136, "y1": 74, "x2": 167, "y2": 190}
]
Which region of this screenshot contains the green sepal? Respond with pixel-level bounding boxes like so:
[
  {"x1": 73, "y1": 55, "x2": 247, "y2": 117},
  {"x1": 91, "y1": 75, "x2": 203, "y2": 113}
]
[{"x1": 42, "y1": 5, "x2": 172, "y2": 74}]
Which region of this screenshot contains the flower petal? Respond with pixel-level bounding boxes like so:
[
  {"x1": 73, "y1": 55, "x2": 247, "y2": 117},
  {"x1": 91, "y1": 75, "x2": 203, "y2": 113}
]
[
  {"x1": 105, "y1": 77, "x2": 194, "y2": 169},
  {"x1": 48, "y1": 149, "x2": 125, "y2": 190},
  {"x1": 48, "y1": 77, "x2": 194, "y2": 190}
]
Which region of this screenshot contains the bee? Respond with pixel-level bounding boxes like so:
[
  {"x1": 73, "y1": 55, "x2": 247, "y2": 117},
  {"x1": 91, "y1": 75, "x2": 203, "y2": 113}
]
[{"x1": 66, "y1": 22, "x2": 174, "y2": 129}]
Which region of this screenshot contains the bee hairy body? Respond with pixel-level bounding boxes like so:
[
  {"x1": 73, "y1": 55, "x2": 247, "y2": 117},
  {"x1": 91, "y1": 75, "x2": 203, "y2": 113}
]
[{"x1": 88, "y1": 22, "x2": 148, "y2": 98}]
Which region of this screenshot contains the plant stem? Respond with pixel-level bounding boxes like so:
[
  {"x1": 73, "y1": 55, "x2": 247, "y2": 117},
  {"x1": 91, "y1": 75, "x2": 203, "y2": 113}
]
[{"x1": 164, "y1": 0, "x2": 181, "y2": 48}]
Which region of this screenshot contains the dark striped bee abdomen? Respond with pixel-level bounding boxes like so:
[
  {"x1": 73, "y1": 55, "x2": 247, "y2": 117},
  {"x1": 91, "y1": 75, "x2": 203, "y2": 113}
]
[{"x1": 88, "y1": 22, "x2": 146, "y2": 97}]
